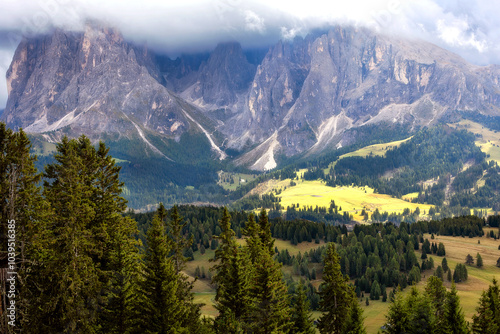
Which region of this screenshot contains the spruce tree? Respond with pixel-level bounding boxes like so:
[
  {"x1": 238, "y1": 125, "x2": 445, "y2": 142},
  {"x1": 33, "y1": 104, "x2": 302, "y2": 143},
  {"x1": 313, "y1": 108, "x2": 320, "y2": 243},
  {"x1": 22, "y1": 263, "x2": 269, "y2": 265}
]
[
  {"x1": 472, "y1": 279, "x2": 500, "y2": 333},
  {"x1": 42, "y1": 136, "x2": 101, "y2": 332},
  {"x1": 139, "y1": 214, "x2": 183, "y2": 333},
  {"x1": 425, "y1": 276, "x2": 448, "y2": 333},
  {"x1": 476, "y1": 253, "x2": 483, "y2": 268},
  {"x1": 246, "y1": 209, "x2": 290, "y2": 333},
  {"x1": 445, "y1": 282, "x2": 469, "y2": 334},
  {"x1": 318, "y1": 243, "x2": 364, "y2": 334},
  {"x1": 211, "y1": 207, "x2": 252, "y2": 333},
  {"x1": 243, "y1": 213, "x2": 261, "y2": 263},
  {"x1": 257, "y1": 208, "x2": 275, "y2": 256},
  {"x1": 0, "y1": 126, "x2": 51, "y2": 333},
  {"x1": 442, "y1": 257, "x2": 449, "y2": 272},
  {"x1": 344, "y1": 299, "x2": 367, "y2": 334},
  {"x1": 101, "y1": 216, "x2": 142, "y2": 334},
  {"x1": 384, "y1": 289, "x2": 410, "y2": 334},
  {"x1": 291, "y1": 281, "x2": 315, "y2": 334},
  {"x1": 166, "y1": 205, "x2": 202, "y2": 333}
]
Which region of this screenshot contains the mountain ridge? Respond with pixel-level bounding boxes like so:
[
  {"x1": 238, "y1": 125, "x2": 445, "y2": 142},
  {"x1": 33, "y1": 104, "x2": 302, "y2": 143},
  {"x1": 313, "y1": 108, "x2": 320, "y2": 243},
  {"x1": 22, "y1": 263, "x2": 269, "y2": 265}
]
[{"x1": 2, "y1": 23, "x2": 500, "y2": 175}]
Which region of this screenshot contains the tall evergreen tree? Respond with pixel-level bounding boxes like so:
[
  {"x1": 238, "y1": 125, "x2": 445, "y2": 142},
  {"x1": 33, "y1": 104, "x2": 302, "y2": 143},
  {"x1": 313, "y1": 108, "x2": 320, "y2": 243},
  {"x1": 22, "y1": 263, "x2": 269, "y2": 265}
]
[
  {"x1": 472, "y1": 279, "x2": 500, "y2": 333},
  {"x1": 166, "y1": 205, "x2": 202, "y2": 333},
  {"x1": 445, "y1": 282, "x2": 469, "y2": 334},
  {"x1": 243, "y1": 213, "x2": 261, "y2": 263},
  {"x1": 291, "y1": 281, "x2": 315, "y2": 334},
  {"x1": 41, "y1": 136, "x2": 101, "y2": 332},
  {"x1": 318, "y1": 243, "x2": 364, "y2": 334},
  {"x1": 139, "y1": 214, "x2": 183, "y2": 333},
  {"x1": 257, "y1": 208, "x2": 274, "y2": 256},
  {"x1": 425, "y1": 276, "x2": 448, "y2": 334},
  {"x1": 247, "y1": 211, "x2": 291, "y2": 334},
  {"x1": 344, "y1": 299, "x2": 366, "y2": 334},
  {"x1": 211, "y1": 208, "x2": 252, "y2": 333},
  {"x1": 248, "y1": 246, "x2": 291, "y2": 334},
  {"x1": 34, "y1": 136, "x2": 142, "y2": 333},
  {"x1": 0, "y1": 126, "x2": 50, "y2": 333},
  {"x1": 384, "y1": 289, "x2": 410, "y2": 334}
]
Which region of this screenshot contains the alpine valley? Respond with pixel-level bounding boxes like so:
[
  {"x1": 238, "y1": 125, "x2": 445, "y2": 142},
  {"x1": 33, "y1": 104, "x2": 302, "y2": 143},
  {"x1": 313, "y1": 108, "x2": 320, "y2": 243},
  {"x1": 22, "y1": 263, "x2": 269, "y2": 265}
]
[{"x1": 3, "y1": 22, "x2": 500, "y2": 210}]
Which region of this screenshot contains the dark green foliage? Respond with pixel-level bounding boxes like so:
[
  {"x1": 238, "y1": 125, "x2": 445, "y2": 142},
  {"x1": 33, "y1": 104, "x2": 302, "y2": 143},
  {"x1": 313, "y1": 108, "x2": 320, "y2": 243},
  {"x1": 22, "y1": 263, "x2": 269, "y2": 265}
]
[
  {"x1": 211, "y1": 208, "x2": 252, "y2": 333},
  {"x1": 466, "y1": 254, "x2": 474, "y2": 266},
  {"x1": 290, "y1": 281, "x2": 315, "y2": 334},
  {"x1": 370, "y1": 281, "x2": 381, "y2": 300},
  {"x1": 476, "y1": 253, "x2": 483, "y2": 268},
  {"x1": 318, "y1": 243, "x2": 366, "y2": 334},
  {"x1": 330, "y1": 126, "x2": 485, "y2": 202},
  {"x1": 34, "y1": 136, "x2": 142, "y2": 333},
  {"x1": 257, "y1": 209, "x2": 275, "y2": 257},
  {"x1": 472, "y1": 279, "x2": 500, "y2": 333},
  {"x1": 453, "y1": 264, "x2": 469, "y2": 283},
  {"x1": 247, "y1": 209, "x2": 291, "y2": 334},
  {"x1": 0, "y1": 125, "x2": 49, "y2": 332},
  {"x1": 442, "y1": 258, "x2": 449, "y2": 272},
  {"x1": 139, "y1": 214, "x2": 184, "y2": 333},
  {"x1": 385, "y1": 278, "x2": 469, "y2": 334},
  {"x1": 409, "y1": 216, "x2": 484, "y2": 238},
  {"x1": 446, "y1": 282, "x2": 470, "y2": 334},
  {"x1": 437, "y1": 243, "x2": 446, "y2": 256}
]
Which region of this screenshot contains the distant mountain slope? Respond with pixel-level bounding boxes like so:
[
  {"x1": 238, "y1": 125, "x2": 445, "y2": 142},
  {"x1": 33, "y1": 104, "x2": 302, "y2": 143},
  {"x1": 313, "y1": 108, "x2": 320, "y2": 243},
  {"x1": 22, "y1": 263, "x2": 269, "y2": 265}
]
[{"x1": 3, "y1": 23, "x2": 500, "y2": 208}]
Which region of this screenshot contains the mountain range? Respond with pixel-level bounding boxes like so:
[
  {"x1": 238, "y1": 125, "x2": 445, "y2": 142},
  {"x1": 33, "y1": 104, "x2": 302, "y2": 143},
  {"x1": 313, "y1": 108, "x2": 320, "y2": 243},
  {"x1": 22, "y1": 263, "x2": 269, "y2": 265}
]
[{"x1": 2, "y1": 22, "x2": 500, "y2": 207}]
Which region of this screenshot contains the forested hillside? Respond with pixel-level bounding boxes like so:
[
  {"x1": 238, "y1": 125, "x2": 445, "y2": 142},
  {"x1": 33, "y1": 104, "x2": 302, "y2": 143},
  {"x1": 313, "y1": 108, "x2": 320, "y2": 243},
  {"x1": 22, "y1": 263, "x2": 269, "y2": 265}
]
[{"x1": 2, "y1": 124, "x2": 500, "y2": 333}]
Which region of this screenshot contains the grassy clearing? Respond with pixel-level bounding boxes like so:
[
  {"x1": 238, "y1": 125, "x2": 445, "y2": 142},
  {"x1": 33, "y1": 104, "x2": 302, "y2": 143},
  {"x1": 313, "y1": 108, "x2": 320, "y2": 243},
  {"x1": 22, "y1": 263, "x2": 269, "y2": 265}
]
[
  {"x1": 359, "y1": 233, "x2": 500, "y2": 332},
  {"x1": 193, "y1": 292, "x2": 217, "y2": 318},
  {"x1": 186, "y1": 232, "x2": 498, "y2": 332},
  {"x1": 324, "y1": 137, "x2": 412, "y2": 172},
  {"x1": 276, "y1": 180, "x2": 433, "y2": 221},
  {"x1": 449, "y1": 120, "x2": 500, "y2": 165},
  {"x1": 218, "y1": 171, "x2": 258, "y2": 191}
]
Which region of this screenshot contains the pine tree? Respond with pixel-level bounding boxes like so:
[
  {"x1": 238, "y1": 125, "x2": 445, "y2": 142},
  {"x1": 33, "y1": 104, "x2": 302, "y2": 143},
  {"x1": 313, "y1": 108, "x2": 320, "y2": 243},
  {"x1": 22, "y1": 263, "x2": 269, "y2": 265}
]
[
  {"x1": 257, "y1": 208, "x2": 275, "y2": 256},
  {"x1": 425, "y1": 276, "x2": 448, "y2": 333},
  {"x1": 442, "y1": 257, "x2": 449, "y2": 272},
  {"x1": 91, "y1": 141, "x2": 141, "y2": 334},
  {"x1": 291, "y1": 281, "x2": 315, "y2": 334},
  {"x1": 384, "y1": 289, "x2": 410, "y2": 334},
  {"x1": 344, "y1": 299, "x2": 367, "y2": 334},
  {"x1": 370, "y1": 281, "x2": 381, "y2": 300},
  {"x1": 243, "y1": 213, "x2": 261, "y2": 263},
  {"x1": 445, "y1": 282, "x2": 469, "y2": 334},
  {"x1": 211, "y1": 207, "x2": 252, "y2": 333},
  {"x1": 101, "y1": 216, "x2": 142, "y2": 334},
  {"x1": 476, "y1": 253, "x2": 483, "y2": 268},
  {"x1": 139, "y1": 214, "x2": 183, "y2": 333},
  {"x1": 318, "y1": 243, "x2": 364, "y2": 334},
  {"x1": 166, "y1": 205, "x2": 202, "y2": 332},
  {"x1": 472, "y1": 279, "x2": 500, "y2": 333},
  {"x1": 0, "y1": 126, "x2": 51, "y2": 333},
  {"x1": 248, "y1": 210, "x2": 291, "y2": 334},
  {"x1": 41, "y1": 136, "x2": 101, "y2": 332}
]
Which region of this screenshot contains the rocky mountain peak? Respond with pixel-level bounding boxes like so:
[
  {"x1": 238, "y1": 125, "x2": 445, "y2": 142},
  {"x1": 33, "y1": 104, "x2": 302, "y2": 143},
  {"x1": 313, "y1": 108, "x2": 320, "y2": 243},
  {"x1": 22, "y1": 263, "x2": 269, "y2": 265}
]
[
  {"x1": 3, "y1": 24, "x2": 500, "y2": 171},
  {"x1": 189, "y1": 41, "x2": 255, "y2": 106}
]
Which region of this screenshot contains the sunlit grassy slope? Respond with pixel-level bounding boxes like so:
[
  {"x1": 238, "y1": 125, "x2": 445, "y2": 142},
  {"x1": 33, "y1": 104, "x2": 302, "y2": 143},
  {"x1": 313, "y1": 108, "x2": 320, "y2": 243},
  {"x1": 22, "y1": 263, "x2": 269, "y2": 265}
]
[
  {"x1": 188, "y1": 232, "x2": 500, "y2": 333},
  {"x1": 361, "y1": 231, "x2": 500, "y2": 333},
  {"x1": 449, "y1": 120, "x2": 500, "y2": 165},
  {"x1": 274, "y1": 180, "x2": 433, "y2": 221},
  {"x1": 324, "y1": 137, "x2": 412, "y2": 172}
]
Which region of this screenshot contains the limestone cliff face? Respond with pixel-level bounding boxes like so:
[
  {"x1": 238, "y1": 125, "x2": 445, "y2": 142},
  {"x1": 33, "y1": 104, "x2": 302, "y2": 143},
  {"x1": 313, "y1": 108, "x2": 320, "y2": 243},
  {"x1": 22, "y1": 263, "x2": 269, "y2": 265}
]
[
  {"x1": 223, "y1": 27, "x2": 500, "y2": 169},
  {"x1": 2, "y1": 24, "x2": 190, "y2": 145},
  {"x1": 3, "y1": 25, "x2": 500, "y2": 170}
]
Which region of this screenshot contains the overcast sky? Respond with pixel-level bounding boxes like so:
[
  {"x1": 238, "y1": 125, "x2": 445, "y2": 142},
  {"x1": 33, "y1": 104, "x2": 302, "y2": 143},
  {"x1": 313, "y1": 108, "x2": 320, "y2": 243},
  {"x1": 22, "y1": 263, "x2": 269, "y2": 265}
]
[{"x1": 0, "y1": 0, "x2": 499, "y2": 108}]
